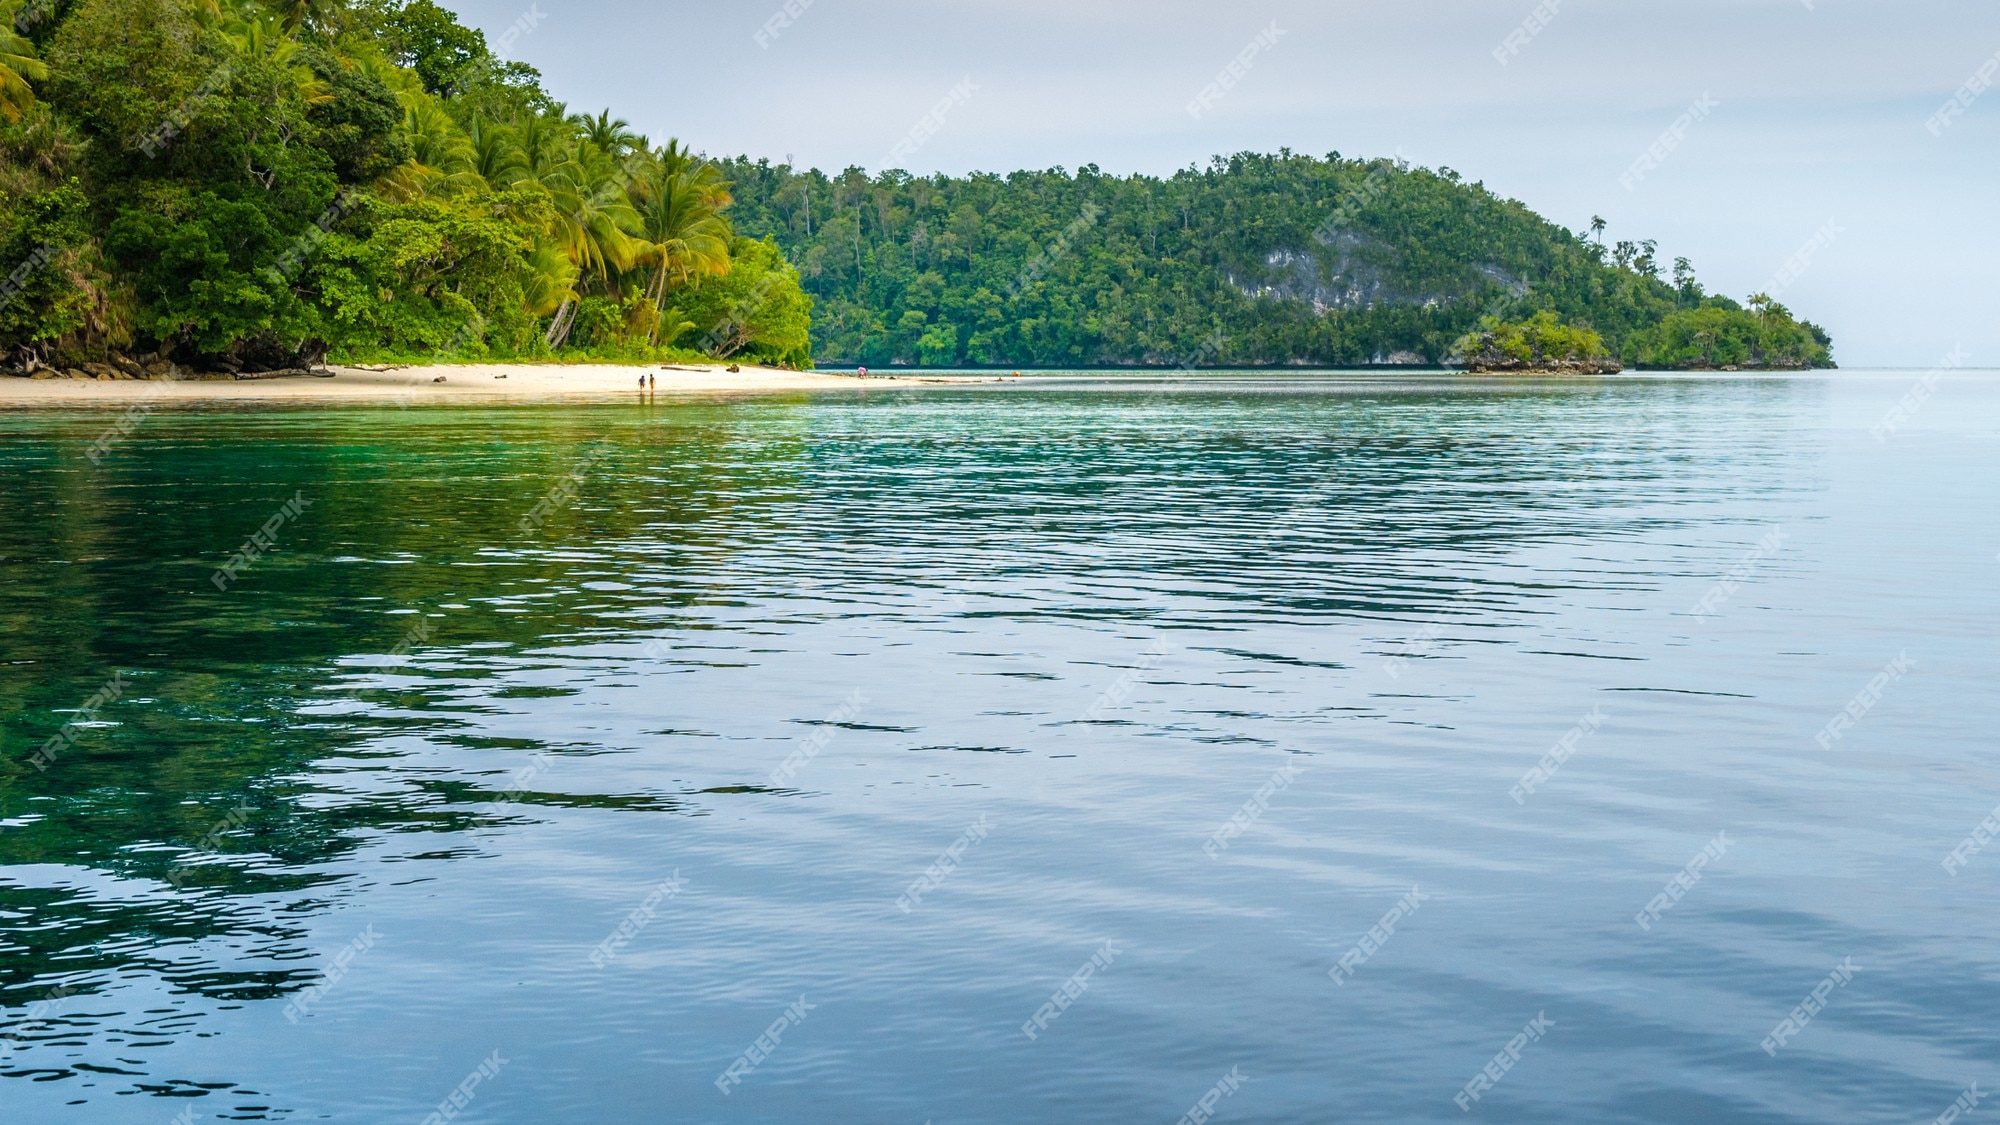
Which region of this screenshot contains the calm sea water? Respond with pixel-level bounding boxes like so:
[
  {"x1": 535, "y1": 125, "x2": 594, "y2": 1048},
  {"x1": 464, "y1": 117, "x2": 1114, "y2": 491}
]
[{"x1": 1, "y1": 371, "x2": 1995, "y2": 1123}]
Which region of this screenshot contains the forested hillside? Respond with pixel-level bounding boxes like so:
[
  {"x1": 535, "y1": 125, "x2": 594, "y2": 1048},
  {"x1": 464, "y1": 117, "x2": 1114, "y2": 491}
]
[
  {"x1": 0, "y1": 0, "x2": 812, "y2": 374},
  {"x1": 0, "y1": 0, "x2": 1831, "y2": 376},
  {"x1": 721, "y1": 151, "x2": 1833, "y2": 370}
]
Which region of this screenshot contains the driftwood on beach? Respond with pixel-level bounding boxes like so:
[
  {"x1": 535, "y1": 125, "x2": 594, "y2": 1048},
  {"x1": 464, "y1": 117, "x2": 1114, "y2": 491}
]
[{"x1": 14, "y1": 362, "x2": 337, "y2": 381}]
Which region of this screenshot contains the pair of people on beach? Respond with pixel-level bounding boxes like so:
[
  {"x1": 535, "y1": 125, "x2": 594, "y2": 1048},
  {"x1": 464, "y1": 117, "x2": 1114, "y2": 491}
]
[{"x1": 638, "y1": 373, "x2": 656, "y2": 390}]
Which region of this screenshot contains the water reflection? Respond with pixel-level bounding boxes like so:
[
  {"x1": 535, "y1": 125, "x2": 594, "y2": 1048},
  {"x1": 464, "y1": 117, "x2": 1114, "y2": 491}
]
[{"x1": 5, "y1": 373, "x2": 1984, "y2": 1123}]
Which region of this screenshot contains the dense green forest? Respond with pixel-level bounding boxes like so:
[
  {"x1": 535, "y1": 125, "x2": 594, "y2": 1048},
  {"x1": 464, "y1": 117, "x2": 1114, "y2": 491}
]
[
  {"x1": 0, "y1": 0, "x2": 1830, "y2": 374},
  {"x1": 719, "y1": 152, "x2": 1834, "y2": 370},
  {"x1": 0, "y1": 0, "x2": 813, "y2": 373}
]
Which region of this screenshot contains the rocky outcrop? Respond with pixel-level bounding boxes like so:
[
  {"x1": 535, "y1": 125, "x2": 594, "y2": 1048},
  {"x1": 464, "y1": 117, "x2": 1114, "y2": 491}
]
[
  {"x1": 1460, "y1": 353, "x2": 1622, "y2": 375},
  {"x1": 1228, "y1": 229, "x2": 1528, "y2": 314},
  {"x1": 1655, "y1": 360, "x2": 1821, "y2": 373}
]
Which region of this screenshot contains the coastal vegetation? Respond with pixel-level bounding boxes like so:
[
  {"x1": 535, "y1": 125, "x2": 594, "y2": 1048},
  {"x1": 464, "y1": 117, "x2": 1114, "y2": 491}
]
[
  {"x1": 1453, "y1": 311, "x2": 1618, "y2": 374},
  {"x1": 0, "y1": 0, "x2": 1830, "y2": 376},
  {"x1": 719, "y1": 152, "x2": 1834, "y2": 370},
  {"x1": 1621, "y1": 301, "x2": 1832, "y2": 370},
  {"x1": 0, "y1": 0, "x2": 813, "y2": 375}
]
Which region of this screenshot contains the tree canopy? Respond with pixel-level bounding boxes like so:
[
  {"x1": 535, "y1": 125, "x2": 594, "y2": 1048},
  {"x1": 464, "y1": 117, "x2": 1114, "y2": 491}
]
[
  {"x1": 0, "y1": 0, "x2": 813, "y2": 371},
  {"x1": 0, "y1": 0, "x2": 1829, "y2": 375},
  {"x1": 719, "y1": 151, "x2": 1834, "y2": 370}
]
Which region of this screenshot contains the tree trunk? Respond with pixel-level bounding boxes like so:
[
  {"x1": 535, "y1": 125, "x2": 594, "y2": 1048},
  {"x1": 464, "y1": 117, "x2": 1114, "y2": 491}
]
[
  {"x1": 544, "y1": 300, "x2": 577, "y2": 349},
  {"x1": 716, "y1": 326, "x2": 753, "y2": 360}
]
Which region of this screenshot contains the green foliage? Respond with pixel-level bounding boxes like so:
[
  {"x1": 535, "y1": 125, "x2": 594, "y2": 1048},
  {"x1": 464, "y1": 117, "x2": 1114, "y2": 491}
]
[
  {"x1": 6, "y1": 0, "x2": 809, "y2": 369},
  {"x1": 0, "y1": 178, "x2": 90, "y2": 345},
  {"x1": 720, "y1": 151, "x2": 1834, "y2": 369},
  {"x1": 0, "y1": 0, "x2": 50, "y2": 122},
  {"x1": 1623, "y1": 302, "x2": 1833, "y2": 370},
  {"x1": 42, "y1": 0, "x2": 209, "y2": 153},
  {"x1": 302, "y1": 47, "x2": 409, "y2": 183},
  {"x1": 669, "y1": 237, "x2": 812, "y2": 367},
  {"x1": 370, "y1": 0, "x2": 485, "y2": 95},
  {"x1": 0, "y1": 0, "x2": 1832, "y2": 375},
  {"x1": 306, "y1": 190, "x2": 539, "y2": 356},
  {"x1": 1453, "y1": 311, "x2": 1609, "y2": 367}
]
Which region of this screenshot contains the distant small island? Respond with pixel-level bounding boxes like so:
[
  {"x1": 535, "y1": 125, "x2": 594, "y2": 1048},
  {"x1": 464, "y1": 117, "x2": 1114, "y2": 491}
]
[{"x1": 1451, "y1": 302, "x2": 1832, "y2": 375}]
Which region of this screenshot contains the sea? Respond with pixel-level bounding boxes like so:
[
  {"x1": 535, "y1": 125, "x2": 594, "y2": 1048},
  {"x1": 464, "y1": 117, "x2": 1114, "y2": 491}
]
[{"x1": 0, "y1": 369, "x2": 1994, "y2": 1123}]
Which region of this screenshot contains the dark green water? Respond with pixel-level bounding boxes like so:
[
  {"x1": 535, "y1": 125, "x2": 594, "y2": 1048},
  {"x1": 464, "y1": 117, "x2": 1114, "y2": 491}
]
[{"x1": 1, "y1": 372, "x2": 1995, "y2": 1122}]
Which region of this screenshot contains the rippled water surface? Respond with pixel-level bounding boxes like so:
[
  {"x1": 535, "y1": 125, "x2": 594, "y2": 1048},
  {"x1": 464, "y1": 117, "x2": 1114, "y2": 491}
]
[{"x1": 2, "y1": 371, "x2": 1996, "y2": 1123}]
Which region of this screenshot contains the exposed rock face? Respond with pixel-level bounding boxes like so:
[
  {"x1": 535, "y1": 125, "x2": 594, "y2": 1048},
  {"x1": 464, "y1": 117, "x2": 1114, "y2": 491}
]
[{"x1": 1227, "y1": 229, "x2": 1528, "y2": 313}]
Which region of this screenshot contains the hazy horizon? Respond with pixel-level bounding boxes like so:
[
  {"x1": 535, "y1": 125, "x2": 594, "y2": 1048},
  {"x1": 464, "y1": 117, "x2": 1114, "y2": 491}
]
[{"x1": 448, "y1": 0, "x2": 2000, "y2": 368}]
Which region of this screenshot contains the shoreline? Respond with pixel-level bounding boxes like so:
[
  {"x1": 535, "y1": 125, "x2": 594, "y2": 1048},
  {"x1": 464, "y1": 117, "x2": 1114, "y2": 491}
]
[
  {"x1": 0, "y1": 362, "x2": 1881, "y2": 409},
  {"x1": 0, "y1": 362, "x2": 952, "y2": 407}
]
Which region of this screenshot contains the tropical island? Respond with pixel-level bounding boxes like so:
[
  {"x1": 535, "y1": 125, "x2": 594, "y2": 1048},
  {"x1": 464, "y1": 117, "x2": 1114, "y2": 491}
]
[
  {"x1": 0, "y1": 0, "x2": 1833, "y2": 381},
  {"x1": 721, "y1": 154, "x2": 1833, "y2": 372}
]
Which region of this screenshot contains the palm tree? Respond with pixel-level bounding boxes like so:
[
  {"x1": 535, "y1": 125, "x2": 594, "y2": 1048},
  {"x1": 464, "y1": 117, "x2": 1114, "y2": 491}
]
[
  {"x1": 275, "y1": 0, "x2": 341, "y2": 36},
  {"x1": 574, "y1": 109, "x2": 643, "y2": 160},
  {"x1": 536, "y1": 138, "x2": 642, "y2": 346},
  {"x1": 656, "y1": 137, "x2": 702, "y2": 179},
  {"x1": 1589, "y1": 215, "x2": 1606, "y2": 245},
  {"x1": 467, "y1": 114, "x2": 529, "y2": 186},
  {"x1": 215, "y1": 5, "x2": 329, "y2": 104},
  {"x1": 629, "y1": 155, "x2": 733, "y2": 341},
  {"x1": 541, "y1": 139, "x2": 643, "y2": 283},
  {"x1": 514, "y1": 112, "x2": 569, "y2": 180},
  {"x1": 521, "y1": 235, "x2": 579, "y2": 318},
  {"x1": 0, "y1": 0, "x2": 46, "y2": 122},
  {"x1": 381, "y1": 97, "x2": 484, "y2": 200}
]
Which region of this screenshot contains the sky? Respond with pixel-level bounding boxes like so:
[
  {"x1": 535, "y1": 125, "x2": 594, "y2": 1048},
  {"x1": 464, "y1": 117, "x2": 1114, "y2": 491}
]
[{"x1": 445, "y1": 0, "x2": 2000, "y2": 367}]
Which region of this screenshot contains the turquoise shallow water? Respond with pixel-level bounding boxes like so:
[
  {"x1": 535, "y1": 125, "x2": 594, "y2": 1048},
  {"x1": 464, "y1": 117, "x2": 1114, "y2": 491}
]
[{"x1": 1, "y1": 370, "x2": 1996, "y2": 1123}]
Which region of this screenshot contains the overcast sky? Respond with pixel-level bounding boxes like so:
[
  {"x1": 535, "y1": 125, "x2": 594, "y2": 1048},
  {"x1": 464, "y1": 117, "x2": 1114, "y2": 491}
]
[{"x1": 451, "y1": 0, "x2": 1999, "y2": 367}]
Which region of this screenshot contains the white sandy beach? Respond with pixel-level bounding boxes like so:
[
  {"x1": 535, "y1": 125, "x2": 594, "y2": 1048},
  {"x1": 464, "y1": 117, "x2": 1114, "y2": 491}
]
[{"x1": 0, "y1": 362, "x2": 948, "y2": 406}]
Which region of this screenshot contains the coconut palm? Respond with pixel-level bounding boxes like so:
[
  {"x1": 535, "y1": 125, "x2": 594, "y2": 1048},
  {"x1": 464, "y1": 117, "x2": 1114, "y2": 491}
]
[
  {"x1": 0, "y1": 30, "x2": 42, "y2": 122},
  {"x1": 381, "y1": 96, "x2": 483, "y2": 200},
  {"x1": 275, "y1": 0, "x2": 341, "y2": 36},
  {"x1": 521, "y1": 235, "x2": 579, "y2": 318},
  {"x1": 573, "y1": 109, "x2": 642, "y2": 160},
  {"x1": 541, "y1": 139, "x2": 643, "y2": 283},
  {"x1": 535, "y1": 138, "x2": 642, "y2": 346},
  {"x1": 655, "y1": 137, "x2": 701, "y2": 179},
  {"x1": 0, "y1": 2, "x2": 46, "y2": 123},
  {"x1": 216, "y1": 4, "x2": 330, "y2": 104},
  {"x1": 630, "y1": 155, "x2": 733, "y2": 313},
  {"x1": 467, "y1": 114, "x2": 529, "y2": 186},
  {"x1": 513, "y1": 112, "x2": 571, "y2": 180}
]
